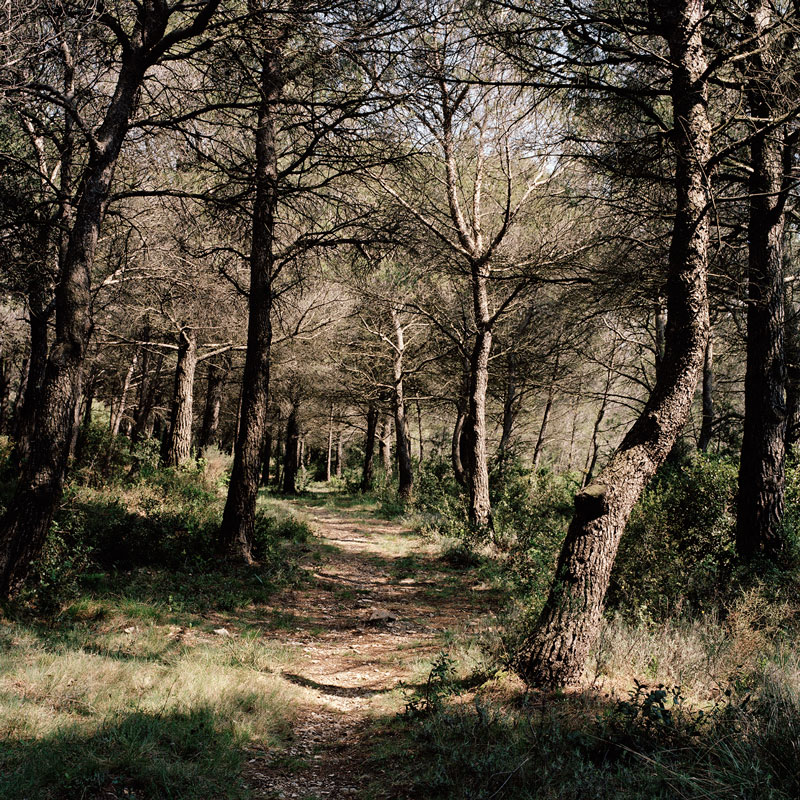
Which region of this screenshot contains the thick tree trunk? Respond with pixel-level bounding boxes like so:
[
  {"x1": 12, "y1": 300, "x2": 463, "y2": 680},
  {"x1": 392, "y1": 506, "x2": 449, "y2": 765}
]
[
  {"x1": 698, "y1": 332, "x2": 714, "y2": 451},
  {"x1": 515, "y1": 0, "x2": 711, "y2": 687},
  {"x1": 465, "y1": 270, "x2": 493, "y2": 527},
  {"x1": 391, "y1": 310, "x2": 413, "y2": 499},
  {"x1": 164, "y1": 328, "x2": 198, "y2": 467},
  {"x1": 219, "y1": 41, "x2": 282, "y2": 562},
  {"x1": 0, "y1": 55, "x2": 147, "y2": 597},
  {"x1": 199, "y1": 358, "x2": 227, "y2": 452},
  {"x1": 13, "y1": 294, "x2": 50, "y2": 466},
  {"x1": 361, "y1": 403, "x2": 378, "y2": 492},
  {"x1": 737, "y1": 0, "x2": 788, "y2": 560},
  {"x1": 282, "y1": 404, "x2": 299, "y2": 495}
]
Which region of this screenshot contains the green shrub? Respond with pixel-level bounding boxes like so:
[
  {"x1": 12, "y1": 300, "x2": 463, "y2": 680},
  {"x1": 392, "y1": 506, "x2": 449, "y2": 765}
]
[{"x1": 607, "y1": 454, "x2": 738, "y2": 619}]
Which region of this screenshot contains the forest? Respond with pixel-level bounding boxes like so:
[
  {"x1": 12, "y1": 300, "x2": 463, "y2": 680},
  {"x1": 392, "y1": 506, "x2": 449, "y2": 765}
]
[{"x1": 0, "y1": 0, "x2": 799, "y2": 797}]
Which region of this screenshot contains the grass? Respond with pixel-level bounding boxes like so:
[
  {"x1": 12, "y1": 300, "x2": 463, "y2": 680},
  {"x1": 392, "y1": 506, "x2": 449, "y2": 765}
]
[
  {"x1": 0, "y1": 613, "x2": 314, "y2": 800},
  {"x1": 362, "y1": 602, "x2": 800, "y2": 800}
]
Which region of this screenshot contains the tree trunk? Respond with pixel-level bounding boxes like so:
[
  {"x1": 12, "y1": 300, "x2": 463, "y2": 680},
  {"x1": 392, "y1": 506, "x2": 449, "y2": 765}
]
[
  {"x1": 498, "y1": 369, "x2": 517, "y2": 464},
  {"x1": 451, "y1": 404, "x2": 467, "y2": 487},
  {"x1": 260, "y1": 428, "x2": 272, "y2": 486},
  {"x1": 379, "y1": 416, "x2": 392, "y2": 477},
  {"x1": 132, "y1": 348, "x2": 164, "y2": 444},
  {"x1": 391, "y1": 309, "x2": 413, "y2": 499},
  {"x1": 361, "y1": 403, "x2": 378, "y2": 492},
  {"x1": 515, "y1": 0, "x2": 711, "y2": 687},
  {"x1": 335, "y1": 429, "x2": 343, "y2": 477},
  {"x1": 110, "y1": 355, "x2": 137, "y2": 437},
  {"x1": 0, "y1": 52, "x2": 148, "y2": 597},
  {"x1": 199, "y1": 358, "x2": 228, "y2": 452},
  {"x1": 416, "y1": 399, "x2": 424, "y2": 463},
  {"x1": 698, "y1": 332, "x2": 714, "y2": 451},
  {"x1": 219, "y1": 40, "x2": 282, "y2": 562},
  {"x1": 736, "y1": 0, "x2": 788, "y2": 560},
  {"x1": 282, "y1": 403, "x2": 299, "y2": 495},
  {"x1": 326, "y1": 404, "x2": 334, "y2": 481},
  {"x1": 785, "y1": 307, "x2": 800, "y2": 451},
  {"x1": 466, "y1": 272, "x2": 492, "y2": 527},
  {"x1": 164, "y1": 328, "x2": 198, "y2": 467},
  {"x1": 0, "y1": 355, "x2": 10, "y2": 435},
  {"x1": 533, "y1": 351, "x2": 561, "y2": 470},
  {"x1": 13, "y1": 293, "x2": 50, "y2": 467}
]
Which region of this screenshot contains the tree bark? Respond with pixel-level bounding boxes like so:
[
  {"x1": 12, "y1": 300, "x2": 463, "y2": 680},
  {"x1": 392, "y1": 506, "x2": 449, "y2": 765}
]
[
  {"x1": 736, "y1": 0, "x2": 789, "y2": 561},
  {"x1": 326, "y1": 404, "x2": 334, "y2": 481},
  {"x1": 533, "y1": 350, "x2": 561, "y2": 470},
  {"x1": 0, "y1": 0, "x2": 220, "y2": 597},
  {"x1": 13, "y1": 292, "x2": 50, "y2": 467},
  {"x1": 451, "y1": 403, "x2": 467, "y2": 487},
  {"x1": 219, "y1": 38, "x2": 282, "y2": 562},
  {"x1": 282, "y1": 403, "x2": 300, "y2": 495},
  {"x1": 0, "y1": 53, "x2": 145, "y2": 596},
  {"x1": 391, "y1": 309, "x2": 414, "y2": 499},
  {"x1": 698, "y1": 332, "x2": 714, "y2": 451},
  {"x1": 379, "y1": 416, "x2": 392, "y2": 477},
  {"x1": 260, "y1": 428, "x2": 272, "y2": 486},
  {"x1": 199, "y1": 358, "x2": 228, "y2": 452},
  {"x1": 465, "y1": 272, "x2": 492, "y2": 527},
  {"x1": 361, "y1": 403, "x2": 378, "y2": 492},
  {"x1": 163, "y1": 327, "x2": 198, "y2": 467},
  {"x1": 110, "y1": 355, "x2": 137, "y2": 438},
  {"x1": 515, "y1": 0, "x2": 711, "y2": 687}
]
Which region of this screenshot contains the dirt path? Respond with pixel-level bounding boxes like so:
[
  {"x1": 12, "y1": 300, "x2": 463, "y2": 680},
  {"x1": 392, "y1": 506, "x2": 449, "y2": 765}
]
[{"x1": 245, "y1": 496, "x2": 496, "y2": 800}]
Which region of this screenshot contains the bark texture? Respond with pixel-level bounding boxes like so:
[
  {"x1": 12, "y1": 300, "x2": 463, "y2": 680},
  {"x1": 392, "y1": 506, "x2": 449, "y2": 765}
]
[
  {"x1": 199, "y1": 358, "x2": 228, "y2": 452},
  {"x1": 361, "y1": 403, "x2": 378, "y2": 492},
  {"x1": 698, "y1": 333, "x2": 714, "y2": 451},
  {"x1": 0, "y1": 0, "x2": 220, "y2": 597},
  {"x1": 219, "y1": 38, "x2": 282, "y2": 561},
  {"x1": 282, "y1": 404, "x2": 300, "y2": 495},
  {"x1": 164, "y1": 328, "x2": 198, "y2": 467},
  {"x1": 515, "y1": 0, "x2": 711, "y2": 687},
  {"x1": 391, "y1": 309, "x2": 413, "y2": 499},
  {"x1": 736, "y1": 0, "x2": 788, "y2": 560}
]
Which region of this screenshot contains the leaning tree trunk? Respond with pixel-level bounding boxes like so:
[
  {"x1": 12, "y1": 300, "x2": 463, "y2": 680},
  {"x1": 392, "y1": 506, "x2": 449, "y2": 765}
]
[
  {"x1": 515, "y1": 0, "x2": 711, "y2": 687},
  {"x1": 0, "y1": 59, "x2": 149, "y2": 597},
  {"x1": 164, "y1": 328, "x2": 198, "y2": 467},
  {"x1": 219, "y1": 40, "x2": 282, "y2": 562},
  {"x1": 282, "y1": 403, "x2": 299, "y2": 495},
  {"x1": 737, "y1": 0, "x2": 788, "y2": 561},
  {"x1": 361, "y1": 403, "x2": 378, "y2": 492},
  {"x1": 391, "y1": 310, "x2": 414, "y2": 499}
]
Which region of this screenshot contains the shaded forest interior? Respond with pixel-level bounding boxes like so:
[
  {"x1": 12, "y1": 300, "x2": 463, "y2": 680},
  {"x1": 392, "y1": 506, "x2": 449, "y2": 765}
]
[{"x1": 1, "y1": 0, "x2": 800, "y2": 798}]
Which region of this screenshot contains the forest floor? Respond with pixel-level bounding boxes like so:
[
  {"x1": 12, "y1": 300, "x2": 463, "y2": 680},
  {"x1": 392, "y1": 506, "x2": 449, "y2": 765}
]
[
  {"x1": 244, "y1": 490, "x2": 501, "y2": 799},
  {"x1": 0, "y1": 488, "x2": 503, "y2": 800}
]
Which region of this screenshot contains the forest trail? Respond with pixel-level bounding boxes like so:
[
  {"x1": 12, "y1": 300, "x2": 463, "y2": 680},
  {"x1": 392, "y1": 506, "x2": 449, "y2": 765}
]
[{"x1": 245, "y1": 493, "x2": 496, "y2": 800}]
